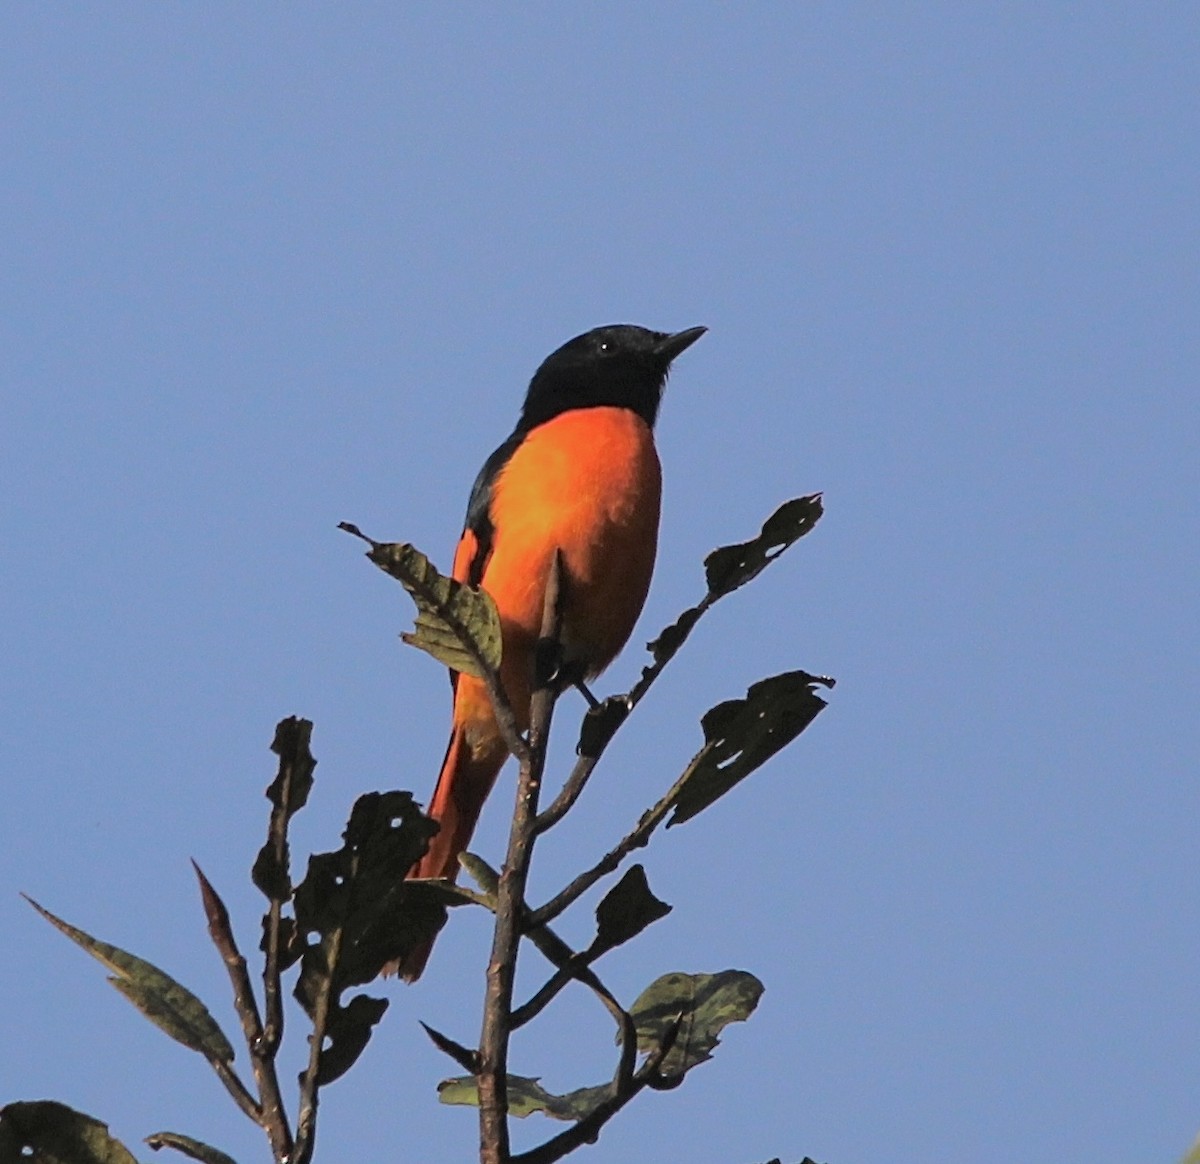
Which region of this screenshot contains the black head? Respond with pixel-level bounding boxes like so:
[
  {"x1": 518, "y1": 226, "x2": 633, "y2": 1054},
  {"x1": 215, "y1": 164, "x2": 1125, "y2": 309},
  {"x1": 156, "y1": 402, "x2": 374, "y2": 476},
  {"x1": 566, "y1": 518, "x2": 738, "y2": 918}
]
[{"x1": 518, "y1": 324, "x2": 706, "y2": 432}]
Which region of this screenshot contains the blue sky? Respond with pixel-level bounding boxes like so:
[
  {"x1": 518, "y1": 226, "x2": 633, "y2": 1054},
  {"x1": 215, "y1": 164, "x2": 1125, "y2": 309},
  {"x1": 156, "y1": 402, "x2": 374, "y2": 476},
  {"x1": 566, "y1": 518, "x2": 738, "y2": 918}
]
[{"x1": 2, "y1": 6, "x2": 1196, "y2": 1163}]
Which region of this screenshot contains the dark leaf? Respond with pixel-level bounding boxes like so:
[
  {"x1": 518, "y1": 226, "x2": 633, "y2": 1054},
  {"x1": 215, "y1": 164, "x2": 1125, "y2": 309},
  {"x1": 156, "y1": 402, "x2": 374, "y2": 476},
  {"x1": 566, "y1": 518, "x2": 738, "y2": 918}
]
[
  {"x1": 291, "y1": 791, "x2": 444, "y2": 1082},
  {"x1": 250, "y1": 842, "x2": 290, "y2": 903},
  {"x1": 576, "y1": 695, "x2": 631, "y2": 758},
  {"x1": 635, "y1": 497, "x2": 822, "y2": 690},
  {"x1": 630, "y1": 970, "x2": 764, "y2": 1079},
  {"x1": 264, "y1": 716, "x2": 316, "y2": 818},
  {"x1": 669, "y1": 671, "x2": 833, "y2": 828},
  {"x1": 261, "y1": 913, "x2": 303, "y2": 969},
  {"x1": 293, "y1": 791, "x2": 443, "y2": 988},
  {"x1": 645, "y1": 605, "x2": 702, "y2": 670},
  {"x1": 144, "y1": 1131, "x2": 238, "y2": 1164},
  {"x1": 341, "y1": 529, "x2": 501, "y2": 677},
  {"x1": 311, "y1": 993, "x2": 390, "y2": 1085},
  {"x1": 420, "y1": 1022, "x2": 480, "y2": 1072},
  {"x1": 437, "y1": 1075, "x2": 614, "y2": 1122},
  {"x1": 0, "y1": 1101, "x2": 139, "y2": 1164},
  {"x1": 703, "y1": 495, "x2": 823, "y2": 599},
  {"x1": 589, "y1": 865, "x2": 671, "y2": 957},
  {"x1": 252, "y1": 717, "x2": 316, "y2": 902},
  {"x1": 24, "y1": 896, "x2": 235, "y2": 1063}
]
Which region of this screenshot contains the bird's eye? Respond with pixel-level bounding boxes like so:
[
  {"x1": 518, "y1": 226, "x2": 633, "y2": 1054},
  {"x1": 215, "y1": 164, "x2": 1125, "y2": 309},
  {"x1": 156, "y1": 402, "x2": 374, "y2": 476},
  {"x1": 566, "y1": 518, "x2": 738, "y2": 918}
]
[{"x1": 597, "y1": 340, "x2": 611, "y2": 353}]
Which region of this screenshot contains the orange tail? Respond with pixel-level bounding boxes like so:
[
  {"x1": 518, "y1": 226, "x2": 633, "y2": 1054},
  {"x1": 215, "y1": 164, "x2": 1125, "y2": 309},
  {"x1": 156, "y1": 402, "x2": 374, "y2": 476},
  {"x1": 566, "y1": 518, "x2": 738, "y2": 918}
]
[{"x1": 396, "y1": 721, "x2": 507, "y2": 981}]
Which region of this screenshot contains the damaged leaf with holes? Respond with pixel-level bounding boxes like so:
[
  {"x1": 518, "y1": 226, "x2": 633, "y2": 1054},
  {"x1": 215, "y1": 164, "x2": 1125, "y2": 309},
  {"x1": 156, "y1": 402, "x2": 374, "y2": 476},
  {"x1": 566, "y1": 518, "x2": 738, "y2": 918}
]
[
  {"x1": 643, "y1": 495, "x2": 824, "y2": 673},
  {"x1": 669, "y1": 670, "x2": 834, "y2": 827},
  {"x1": 0, "y1": 1100, "x2": 140, "y2": 1164},
  {"x1": 631, "y1": 970, "x2": 764, "y2": 1079},
  {"x1": 703, "y1": 494, "x2": 823, "y2": 599},
  {"x1": 292, "y1": 790, "x2": 445, "y2": 1082}
]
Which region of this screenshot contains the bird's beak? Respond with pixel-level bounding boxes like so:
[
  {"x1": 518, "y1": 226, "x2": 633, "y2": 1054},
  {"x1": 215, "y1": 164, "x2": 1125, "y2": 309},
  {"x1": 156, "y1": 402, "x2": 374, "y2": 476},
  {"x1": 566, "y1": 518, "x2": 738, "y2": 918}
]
[{"x1": 655, "y1": 326, "x2": 707, "y2": 363}]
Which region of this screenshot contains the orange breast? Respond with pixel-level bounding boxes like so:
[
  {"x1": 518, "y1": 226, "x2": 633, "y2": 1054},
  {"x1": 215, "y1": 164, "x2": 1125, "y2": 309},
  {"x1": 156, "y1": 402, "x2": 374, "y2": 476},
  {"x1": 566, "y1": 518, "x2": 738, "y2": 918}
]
[{"x1": 485, "y1": 406, "x2": 661, "y2": 683}]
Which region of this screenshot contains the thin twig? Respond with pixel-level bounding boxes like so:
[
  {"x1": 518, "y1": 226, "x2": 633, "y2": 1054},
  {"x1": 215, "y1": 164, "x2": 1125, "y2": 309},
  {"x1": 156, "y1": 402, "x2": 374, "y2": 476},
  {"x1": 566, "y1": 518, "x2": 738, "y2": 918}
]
[
  {"x1": 532, "y1": 751, "x2": 600, "y2": 835},
  {"x1": 511, "y1": 937, "x2": 638, "y2": 1098},
  {"x1": 508, "y1": 963, "x2": 576, "y2": 1030},
  {"x1": 461, "y1": 854, "x2": 629, "y2": 1034},
  {"x1": 207, "y1": 1057, "x2": 263, "y2": 1125},
  {"x1": 477, "y1": 553, "x2": 565, "y2": 1164},
  {"x1": 572, "y1": 678, "x2": 601, "y2": 710},
  {"x1": 511, "y1": 925, "x2": 625, "y2": 1033},
  {"x1": 192, "y1": 862, "x2": 293, "y2": 1159},
  {"x1": 613, "y1": 1008, "x2": 639, "y2": 1092},
  {"x1": 260, "y1": 740, "x2": 300, "y2": 1056},
  {"x1": 528, "y1": 743, "x2": 711, "y2": 930},
  {"x1": 533, "y1": 588, "x2": 720, "y2": 838},
  {"x1": 293, "y1": 871, "x2": 352, "y2": 1164},
  {"x1": 510, "y1": 1022, "x2": 680, "y2": 1164},
  {"x1": 626, "y1": 590, "x2": 717, "y2": 708}
]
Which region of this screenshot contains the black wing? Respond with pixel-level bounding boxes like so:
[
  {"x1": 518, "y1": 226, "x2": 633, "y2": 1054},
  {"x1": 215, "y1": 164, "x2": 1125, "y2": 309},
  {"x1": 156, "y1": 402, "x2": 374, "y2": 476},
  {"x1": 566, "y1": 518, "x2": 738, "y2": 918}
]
[{"x1": 460, "y1": 428, "x2": 525, "y2": 587}]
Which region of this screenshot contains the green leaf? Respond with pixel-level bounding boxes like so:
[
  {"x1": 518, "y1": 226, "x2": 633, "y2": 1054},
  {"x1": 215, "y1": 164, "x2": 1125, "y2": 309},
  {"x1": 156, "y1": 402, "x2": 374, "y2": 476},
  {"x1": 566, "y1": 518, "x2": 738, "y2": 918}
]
[
  {"x1": 669, "y1": 671, "x2": 833, "y2": 828},
  {"x1": 292, "y1": 790, "x2": 444, "y2": 1083},
  {"x1": 630, "y1": 969, "x2": 764, "y2": 1079},
  {"x1": 589, "y1": 865, "x2": 671, "y2": 957},
  {"x1": 24, "y1": 896, "x2": 235, "y2": 1064},
  {"x1": 341, "y1": 527, "x2": 502, "y2": 677},
  {"x1": 0, "y1": 1101, "x2": 140, "y2": 1164},
  {"x1": 437, "y1": 1075, "x2": 613, "y2": 1122},
  {"x1": 458, "y1": 851, "x2": 500, "y2": 899},
  {"x1": 144, "y1": 1131, "x2": 238, "y2": 1164},
  {"x1": 703, "y1": 494, "x2": 823, "y2": 599}
]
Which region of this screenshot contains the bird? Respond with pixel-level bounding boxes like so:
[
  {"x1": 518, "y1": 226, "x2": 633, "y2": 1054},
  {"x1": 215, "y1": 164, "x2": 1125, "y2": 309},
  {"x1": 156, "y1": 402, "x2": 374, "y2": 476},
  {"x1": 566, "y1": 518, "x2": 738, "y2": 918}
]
[{"x1": 395, "y1": 323, "x2": 706, "y2": 981}]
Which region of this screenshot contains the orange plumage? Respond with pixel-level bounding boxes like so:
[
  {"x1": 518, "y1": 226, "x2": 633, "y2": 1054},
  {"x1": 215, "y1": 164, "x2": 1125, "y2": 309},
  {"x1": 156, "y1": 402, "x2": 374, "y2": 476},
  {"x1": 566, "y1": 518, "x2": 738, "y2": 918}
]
[{"x1": 396, "y1": 324, "x2": 704, "y2": 981}]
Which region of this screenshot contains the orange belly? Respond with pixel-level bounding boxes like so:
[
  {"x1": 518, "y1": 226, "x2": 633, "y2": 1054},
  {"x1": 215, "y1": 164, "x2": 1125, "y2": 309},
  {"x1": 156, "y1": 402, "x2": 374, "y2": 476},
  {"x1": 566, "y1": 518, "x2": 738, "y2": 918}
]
[{"x1": 455, "y1": 406, "x2": 661, "y2": 747}]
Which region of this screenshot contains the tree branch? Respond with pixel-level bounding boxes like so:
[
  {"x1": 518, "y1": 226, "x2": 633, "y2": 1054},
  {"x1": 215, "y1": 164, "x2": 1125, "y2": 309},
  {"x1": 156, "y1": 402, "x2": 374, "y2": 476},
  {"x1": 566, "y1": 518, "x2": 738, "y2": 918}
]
[
  {"x1": 477, "y1": 553, "x2": 565, "y2": 1164},
  {"x1": 532, "y1": 751, "x2": 601, "y2": 835},
  {"x1": 511, "y1": 1015, "x2": 683, "y2": 1164},
  {"x1": 459, "y1": 854, "x2": 631, "y2": 1040},
  {"x1": 528, "y1": 745, "x2": 708, "y2": 930},
  {"x1": 533, "y1": 582, "x2": 722, "y2": 838},
  {"x1": 192, "y1": 862, "x2": 293, "y2": 1160},
  {"x1": 293, "y1": 918, "x2": 344, "y2": 1164}
]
